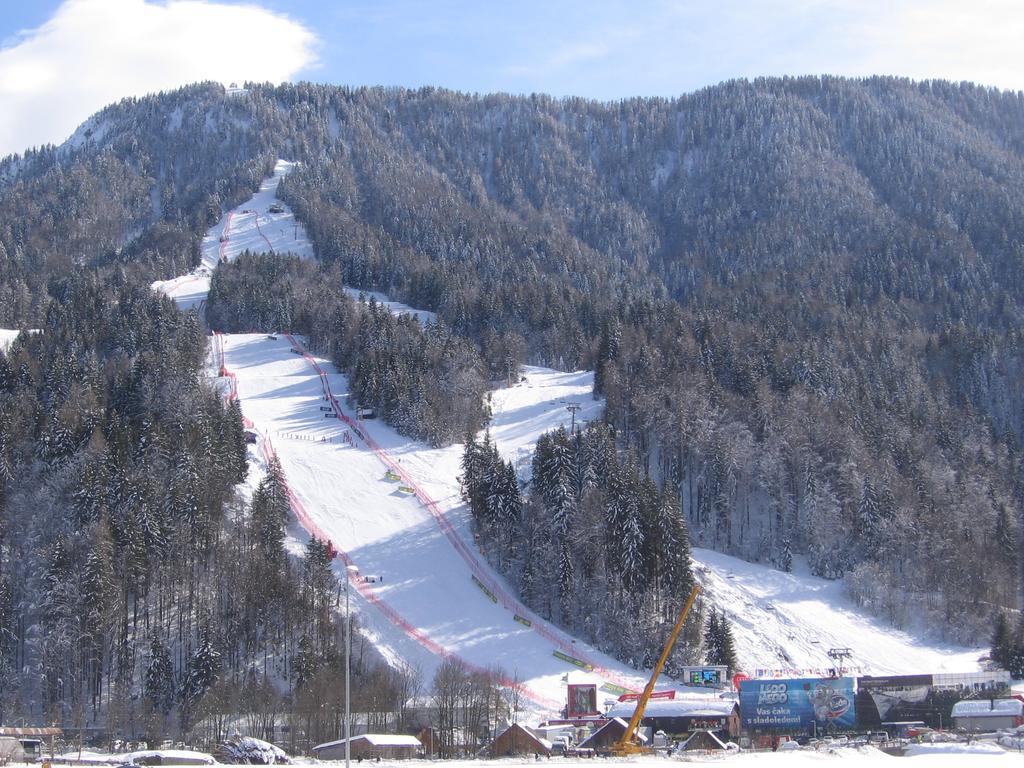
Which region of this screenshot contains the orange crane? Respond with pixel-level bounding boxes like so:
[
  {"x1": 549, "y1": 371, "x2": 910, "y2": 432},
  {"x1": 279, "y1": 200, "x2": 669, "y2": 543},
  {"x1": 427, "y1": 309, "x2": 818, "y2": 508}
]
[{"x1": 612, "y1": 583, "x2": 702, "y2": 756}]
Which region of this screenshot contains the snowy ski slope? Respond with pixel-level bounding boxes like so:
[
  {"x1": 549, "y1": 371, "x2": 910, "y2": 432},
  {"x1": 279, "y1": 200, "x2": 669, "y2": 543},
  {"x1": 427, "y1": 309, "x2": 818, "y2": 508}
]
[
  {"x1": 691, "y1": 548, "x2": 983, "y2": 678},
  {"x1": 152, "y1": 159, "x2": 313, "y2": 311},
  {"x1": 219, "y1": 332, "x2": 653, "y2": 716},
  {"x1": 153, "y1": 159, "x2": 986, "y2": 720}
]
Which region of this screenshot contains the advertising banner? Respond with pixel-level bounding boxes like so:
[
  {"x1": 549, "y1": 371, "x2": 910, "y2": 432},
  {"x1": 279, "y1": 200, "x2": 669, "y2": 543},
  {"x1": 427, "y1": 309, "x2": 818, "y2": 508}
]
[
  {"x1": 739, "y1": 677, "x2": 856, "y2": 730},
  {"x1": 857, "y1": 675, "x2": 933, "y2": 721},
  {"x1": 567, "y1": 683, "x2": 598, "y2": 717}
]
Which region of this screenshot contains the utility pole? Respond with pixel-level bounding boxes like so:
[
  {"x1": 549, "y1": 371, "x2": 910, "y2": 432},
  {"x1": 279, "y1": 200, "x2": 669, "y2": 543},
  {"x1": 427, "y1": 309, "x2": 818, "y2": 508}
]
[
  {"x1": 563, "y1": 402, "x2": 582, "y2": 434},
  {"x1": 345, "y1": 564, "x2": 359, "y2": 768},
  {"x1": 826, "y1": 648, "x2": 852, "y2": 676}
]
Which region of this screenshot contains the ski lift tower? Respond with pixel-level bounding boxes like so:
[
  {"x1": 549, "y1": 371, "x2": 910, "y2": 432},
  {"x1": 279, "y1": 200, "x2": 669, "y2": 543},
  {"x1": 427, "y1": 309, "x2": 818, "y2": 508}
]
[
  {"x1": 562, "y1": 401, "x2": 582, "y2": 434},
  {"x1": 827, "y1": 647, "x2": 853, "y2": 676}
]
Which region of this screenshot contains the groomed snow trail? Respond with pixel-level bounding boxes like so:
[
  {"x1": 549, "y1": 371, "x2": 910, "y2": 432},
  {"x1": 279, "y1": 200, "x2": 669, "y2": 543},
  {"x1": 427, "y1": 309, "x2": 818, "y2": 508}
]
[
  {"x1": 219, "y1": 331, "x2": 658, "y2": 716},
  {"x1": 152, "y1": 160, "x2": 313, "y2": 311}
]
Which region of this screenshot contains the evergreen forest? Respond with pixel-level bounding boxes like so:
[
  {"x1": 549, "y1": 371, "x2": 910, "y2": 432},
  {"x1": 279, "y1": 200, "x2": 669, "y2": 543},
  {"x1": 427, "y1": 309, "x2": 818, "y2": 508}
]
[{"x1": 2, "y1": 75, "x2": 1024, "y2": 731}]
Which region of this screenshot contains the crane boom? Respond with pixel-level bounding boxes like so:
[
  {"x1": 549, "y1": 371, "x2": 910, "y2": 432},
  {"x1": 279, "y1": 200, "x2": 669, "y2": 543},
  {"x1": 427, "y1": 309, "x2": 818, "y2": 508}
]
[{"x1": 613, "y1": 583, "x2": 702, "y2": 755}]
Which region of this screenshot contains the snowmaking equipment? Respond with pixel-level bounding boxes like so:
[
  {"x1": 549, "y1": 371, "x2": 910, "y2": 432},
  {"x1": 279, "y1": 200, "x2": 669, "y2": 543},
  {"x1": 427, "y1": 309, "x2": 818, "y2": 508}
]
[{"x1": 611, "y1": 583, "x2": 702, "y2": 756}]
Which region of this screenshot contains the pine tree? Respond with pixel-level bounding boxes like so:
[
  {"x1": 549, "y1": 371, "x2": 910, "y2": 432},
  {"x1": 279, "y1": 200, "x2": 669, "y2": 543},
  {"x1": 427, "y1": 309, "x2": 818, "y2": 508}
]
[
  {"x1": 179, "y1": 624, "x2": 221, "y2": 734},
  {"x1": 656, "y1": 491, "x2": 694, "y2": 596},
  {"x1": 717, "y1": 614, "x2": 739, "y2": 676},
  {"x1": 293, "y1": 635, "x2": 317, "y2": 691},
  {"x1": 224, "y1": 398, "x2": 249, "y2": 483},
  {"x1": 460, "y1": 433, "x2": 483, "y2": 517},
  {"x1": 704, "y1": 610, "x2": 721, "y2": 665},
  {"x1": 250, "y1": 456, "x2": 290, "y2": 565},
  {"x1": 705, "y1": 608, "x2": 739, "y2": 675},
  {"x1": 994, "y1": 505, "x2": 1017, "y2": 565},
  {"x1": 594, "y1": 318, "x2": 621, "y2": 396},
  {"x1": 780, "y1": 538, "x2": 793, "y2": 573},
  {"x1": 991, "y1": 612, "x2": 1013, "y2": 670},
  {"x1": 81, "y1": 521, "x2": 115, "y2": 649},
  {"x1": 1007, "y1": 618, "x2": 1024, "y2": 679},
  {"x1": 144, "y1": 637, "x2": 176, "y2": 715},
  {"x1": 857, "y1": 477, "x2": 880, "y2": 553}
]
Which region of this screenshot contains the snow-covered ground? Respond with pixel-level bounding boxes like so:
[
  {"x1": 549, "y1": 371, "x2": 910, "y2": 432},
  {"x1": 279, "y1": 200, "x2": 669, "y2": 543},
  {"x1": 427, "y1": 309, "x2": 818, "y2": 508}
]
[
  {"x1": 486, "y1": 365, "x2": 602, "y2": 480},
  {"x1": 692, "y1": 548, "x2": 984, "y2": 677},
  {"x1": 0, "y1": 328, "x2": 39, "y2": 352},
  {"x1": 153, "y1": 159, "x2": 313, "y2": 310},
  {"x1": 343, "y1": 287, "x2": 437, "y2": 324},
  {"x1": 16, "y1": 744, "x2": 1024, "y2": 768},
  {"x1": 305, "y1": 747, "x2": 1024, "y2": 766}
]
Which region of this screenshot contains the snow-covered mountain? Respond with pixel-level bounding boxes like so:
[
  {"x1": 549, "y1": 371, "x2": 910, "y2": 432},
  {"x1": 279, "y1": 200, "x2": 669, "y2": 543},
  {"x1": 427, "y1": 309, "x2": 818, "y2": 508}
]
[{"x1": 156, "y1": 162, "x2": 986, "y2": 720}]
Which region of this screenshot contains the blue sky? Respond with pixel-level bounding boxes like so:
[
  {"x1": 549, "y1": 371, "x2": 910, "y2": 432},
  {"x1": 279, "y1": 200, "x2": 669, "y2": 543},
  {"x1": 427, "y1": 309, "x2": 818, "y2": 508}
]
[{"x1": 2, "y1": 1, "x2": 1023, "y2": 156}]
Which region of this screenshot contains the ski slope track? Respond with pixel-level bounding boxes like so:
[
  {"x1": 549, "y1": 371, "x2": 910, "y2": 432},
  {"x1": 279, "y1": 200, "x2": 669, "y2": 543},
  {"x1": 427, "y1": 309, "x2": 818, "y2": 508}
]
[
  {"x1": 217, "y1": 330, "x2": 660, "y2": 715},
  {"x1": 155, "y1": 159, "x2": 986, "y2": 720},
  {"x1": 691, "y1": 549, "x2": 984, "y2": 678},
  {"x1": 152, "y1": 160, "x2": 313, "y2": 311}
]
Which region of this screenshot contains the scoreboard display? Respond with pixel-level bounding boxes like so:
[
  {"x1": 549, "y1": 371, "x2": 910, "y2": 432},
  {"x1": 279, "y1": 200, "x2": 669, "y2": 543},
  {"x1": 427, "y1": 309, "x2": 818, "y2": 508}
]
[{"x1": 681, "y1": 665, "x2": 728, "y2": 688}]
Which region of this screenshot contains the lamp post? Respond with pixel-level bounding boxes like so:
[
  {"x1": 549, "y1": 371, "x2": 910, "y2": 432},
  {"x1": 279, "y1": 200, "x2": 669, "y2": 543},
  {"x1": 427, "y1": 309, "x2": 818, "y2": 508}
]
[{"x1": 344, "y1": 564, "x2": 359, "y2": 768}]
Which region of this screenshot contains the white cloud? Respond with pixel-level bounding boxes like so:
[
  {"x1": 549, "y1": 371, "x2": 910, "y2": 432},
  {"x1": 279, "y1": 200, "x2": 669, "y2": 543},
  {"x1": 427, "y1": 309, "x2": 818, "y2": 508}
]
[
  {"x1": 855, "y1": 0, "x2": 1024, "y2": 91},
  {"x1": 0, "y1": 0, "x2": 318, "y2": 157}
]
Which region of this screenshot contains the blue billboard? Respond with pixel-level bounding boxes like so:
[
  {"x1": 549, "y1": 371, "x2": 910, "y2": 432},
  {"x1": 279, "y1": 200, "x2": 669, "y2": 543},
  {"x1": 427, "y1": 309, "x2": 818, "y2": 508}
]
[{"x1": 739, "y1": 677, "x2": 856, "y2": 730}]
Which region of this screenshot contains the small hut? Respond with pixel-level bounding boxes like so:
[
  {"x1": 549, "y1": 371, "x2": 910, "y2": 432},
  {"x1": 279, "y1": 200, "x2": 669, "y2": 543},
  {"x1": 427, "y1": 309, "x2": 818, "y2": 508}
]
[
  {"x1": 486, "y1": 724, "x2": 551, "y2": 758},
  {"x1": 951, "y1": 699, "x2": 1024, "y2": 731},
  {"x1": 312, "y1": 735, "x2": 421, "y2": 761},
  {"x1": 0, "y1": 727, "x2": 61, "y2": 759},
  {"x1": 123, "y1": 750, "x2": 216, "y2": 765}
]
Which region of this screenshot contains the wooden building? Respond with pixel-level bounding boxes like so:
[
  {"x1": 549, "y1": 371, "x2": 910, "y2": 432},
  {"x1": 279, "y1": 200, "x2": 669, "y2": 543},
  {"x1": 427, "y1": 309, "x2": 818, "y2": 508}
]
[
  {"x1": 0, "y1": 727, "x2": 62, "y2": 760},
  {"x1": 951, "y1": 699, "x2": 1024, "y2": 732},
  {"x1": 486, "y1": 724, "x2": 551, "y2": 758},
  {"x1": 577, "y1": 718, "x2": 647, "y2": 752},
  {"x1": 604, "y1": 697, "x2": 740, "y2": 738},
  {"x1": 312, "y1": 734, "x2": 421, "y2": 761}
]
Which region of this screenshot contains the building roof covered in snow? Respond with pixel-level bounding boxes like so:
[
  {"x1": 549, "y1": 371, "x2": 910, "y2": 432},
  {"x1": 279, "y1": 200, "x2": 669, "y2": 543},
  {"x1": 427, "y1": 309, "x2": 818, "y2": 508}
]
[
  {"x1": 123, "y1": 750, "x2": 216, "y2": 765},
  {"x1": 952, "y1": 699, "x2": 1024, "y2": 717},
  {"x1": 487, "y1": 723, "x2": 553, "y2": 757},
  {"x1": 314, "y1": 734, "x2": 422, "y2": 750},
  {"x1": 606, "y1": 696, "x2": 736, "y2": 720},
  {"x1": 578, "y1": 718, "x2": 648, "y2": 750}
]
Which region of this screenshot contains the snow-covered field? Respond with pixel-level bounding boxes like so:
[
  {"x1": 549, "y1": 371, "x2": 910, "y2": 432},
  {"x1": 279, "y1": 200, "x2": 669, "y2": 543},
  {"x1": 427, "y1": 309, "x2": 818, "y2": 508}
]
[
  {"x1": 152, "y1": 159, "x2": 313, "y2": 310},
  {"x1": 154, "y1": 160, "x2": 990, "y2": 723},
  {"x1": 13, "y1": 745, "x2": 1024, "y2": 768},
  {"x1": 692, "y1": 548, "x2": 984, "y2": 677},
  {"x1": 308, "y1": 747, "x2": 1024, "y2": 766}
]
